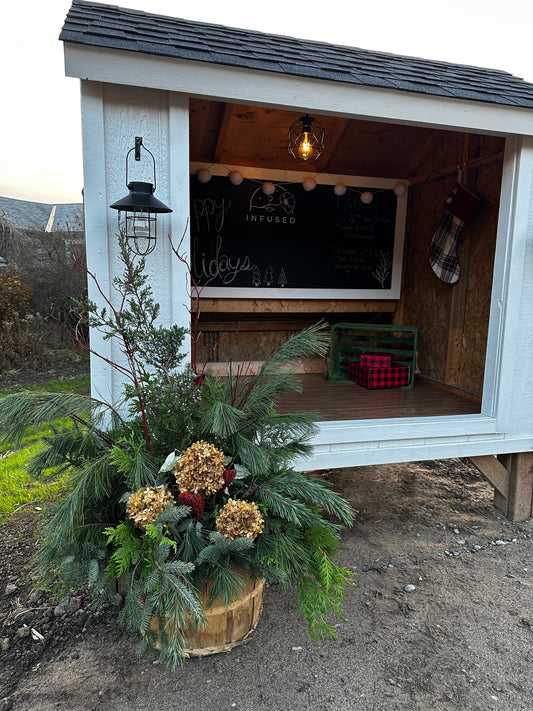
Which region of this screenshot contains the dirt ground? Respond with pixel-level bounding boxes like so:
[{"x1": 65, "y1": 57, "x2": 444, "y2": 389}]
[{"x1": 1, "y1": 455, "x2": 532, "y2": 711}]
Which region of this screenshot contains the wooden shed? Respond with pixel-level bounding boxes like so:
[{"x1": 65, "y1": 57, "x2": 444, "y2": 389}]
[{"x1": 60, "y1": 0, "x2": 533, "y2": 519}]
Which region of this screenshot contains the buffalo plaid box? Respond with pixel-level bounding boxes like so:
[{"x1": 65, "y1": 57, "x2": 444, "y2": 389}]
[
  {"x1": 360, "y1": 351, "x2": 393, "y2": 368},
  {"x1": 348, "y1": 361, "x2": 410, "y2": 389}
]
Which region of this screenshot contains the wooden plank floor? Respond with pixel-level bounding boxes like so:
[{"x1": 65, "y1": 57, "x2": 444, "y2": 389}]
[{"x1": 277, "y1": 374, "x2": 481, "y2": 421}]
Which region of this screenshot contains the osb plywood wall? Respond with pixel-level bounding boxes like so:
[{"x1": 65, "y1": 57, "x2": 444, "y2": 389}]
[
  {"x1": 195, "y1": 312, "x2": 389, "y2": 364},
  {"x1": 398, "y1": 139, "x2": 504, "y2": 395},
  {"x1": 196, "y1": 328, "x2": 298, "y2": 363}
]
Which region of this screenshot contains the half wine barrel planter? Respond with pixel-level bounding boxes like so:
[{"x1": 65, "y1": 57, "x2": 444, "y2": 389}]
[{"x1": 151, "y1": 569, "x2": 265, "y2": 657}]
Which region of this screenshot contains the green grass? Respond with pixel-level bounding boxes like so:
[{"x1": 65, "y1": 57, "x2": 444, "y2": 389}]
[
  {"x1": 0, "y1": 441, "x2": 69, "y2": 516},
  {"x1": 0, "y1": 374, "x2": 90, "y2": 518},
  {"x1": 0, "y1": 374, "x2": 90, "y2": 397}
]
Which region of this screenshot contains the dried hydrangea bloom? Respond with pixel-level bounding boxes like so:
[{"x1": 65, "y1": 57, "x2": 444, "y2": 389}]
[
  {"x1": 126, "y1": 485, "x2": 174, "y2": 531},
  {"x1": 216, "y1": 499, "x2": 264, "y2": 542},
  {"x1": 174, "y1": 440, "x2": 226, "y2": 496}
]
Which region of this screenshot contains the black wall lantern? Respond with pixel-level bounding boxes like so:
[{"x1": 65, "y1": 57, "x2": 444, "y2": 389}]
[
  {"x1": 109, "y1": 137, "x2": 172, "y2": 255},
  {"x1": 287, "y1": 114, "x2": 325, "y2": 163}
]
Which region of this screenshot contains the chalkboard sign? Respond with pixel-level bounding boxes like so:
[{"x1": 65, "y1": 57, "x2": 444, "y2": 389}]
[{"x1": 190, "y1": 170, "x2": 405, "y2": 299}]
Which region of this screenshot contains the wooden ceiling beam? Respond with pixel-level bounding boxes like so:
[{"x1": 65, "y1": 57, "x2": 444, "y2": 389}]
[
  {"x1": 315, "y1": 117, "x2": 350, "y2": 173},
  {"x1": 213, "y1": 103, "x2": 235, "y2": 164},
  {"x1": 408, "y1": 150, "x2": 504, "y2": 185}
]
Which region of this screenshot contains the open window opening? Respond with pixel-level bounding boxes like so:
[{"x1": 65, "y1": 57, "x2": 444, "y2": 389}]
[{"x1": 188, "y1": 99, "x2": 505, "y2": 423}]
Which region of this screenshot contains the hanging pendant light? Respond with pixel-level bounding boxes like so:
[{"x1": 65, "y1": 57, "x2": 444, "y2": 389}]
[
  {"x1": 287, "y1": 114, "x2": 325, "y2": 163},
  {"x1": 109, "y1": 137, "x2": 172, "y2": 256}
]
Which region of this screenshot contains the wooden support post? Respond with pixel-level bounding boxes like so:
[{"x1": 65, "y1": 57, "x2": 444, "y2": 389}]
[
  {"x1": 470, "y1": 453, "x2": 533, "y2": 521},
  {"x1": 502, "y1": 453, "x2": 533, "y2": 521},
  {"x1": 469, "y1": 455, "x2": 509, "y2": 499}
]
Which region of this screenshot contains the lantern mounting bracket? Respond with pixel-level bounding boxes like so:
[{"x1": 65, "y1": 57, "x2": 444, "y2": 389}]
[{"x1": 125, "y1": 136, "x2": 157, "y2": 190}]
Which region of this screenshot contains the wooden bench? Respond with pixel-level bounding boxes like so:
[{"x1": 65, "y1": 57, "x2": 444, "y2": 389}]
[{"x1": 328, "y1": 322, "x2": 419, "y2": 390}]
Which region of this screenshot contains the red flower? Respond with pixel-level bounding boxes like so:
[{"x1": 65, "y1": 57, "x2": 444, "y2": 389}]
[
  {"x1": 223, "y1": 468, "x2": 237, "y2": 487},
  {"x1": 178, "y1": 491, "x2": 205, "y2": 518}
]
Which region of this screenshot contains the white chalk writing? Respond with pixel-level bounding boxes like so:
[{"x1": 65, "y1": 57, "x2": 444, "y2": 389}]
[
  {"x1": 194, "y1": 235, "x2": 255, "y2": 285},
  {"x1": 192, "y1": 198, "x2": 231, "y2": 233}
]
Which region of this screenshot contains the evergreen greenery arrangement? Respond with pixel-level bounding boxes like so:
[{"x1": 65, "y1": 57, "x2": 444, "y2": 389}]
[{"x1": 0, "y1": 234, "x2": 355, "y2": 667}]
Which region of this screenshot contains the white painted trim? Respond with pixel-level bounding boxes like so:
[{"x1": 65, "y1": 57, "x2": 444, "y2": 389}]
[
  {"x1": 64, "y1": 45, "x2": 533, "y2": 137},
  {"x1": 168, "y1": 93, "x2": 192, "y2": 360},
  {"x1": 297, "y1": 436, "x2": 533, "y2": 471},
  {"x1": 198, "y1": 287, "x2": 396, "y2": 299},
  {"x1": 189, "y1": 162, "x2": 406, "y2": 299},
  {"x1": 481, "y1": 136, "x2": 520, "y2": 419},
  {"x1": 311, "y1": 414, "x2": 500, "y2": 446},
  {"x1": 190, "y1": 163, "x2": 402, "y2": 189},
  {"x1": 80, "y1": 81, "x2": 115, "y2": 407},
  {"x1": 484, "y1": 136, "x2": 533, "y2": 430}
]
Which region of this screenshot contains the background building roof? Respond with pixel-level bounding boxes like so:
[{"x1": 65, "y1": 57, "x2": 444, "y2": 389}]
[
  {"x1": 60, "y1": 0, "x2": 533, "y2": 109},
  {"x1": 0, "y1": 196, "x2": 84, "y2": 233}
]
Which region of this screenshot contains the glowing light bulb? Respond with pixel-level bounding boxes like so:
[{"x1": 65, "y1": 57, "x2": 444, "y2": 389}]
[
  {"x1": 299, "y1": 132, "x2": 312, "y2": 160},
  {"x1": 288, "y1": 114, "x2": 324, "y2": 163}
]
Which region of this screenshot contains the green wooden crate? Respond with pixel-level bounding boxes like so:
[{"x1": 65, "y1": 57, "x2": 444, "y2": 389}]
[{"x1": 329, "y1": 323, "x2": 419, "y2": 389}]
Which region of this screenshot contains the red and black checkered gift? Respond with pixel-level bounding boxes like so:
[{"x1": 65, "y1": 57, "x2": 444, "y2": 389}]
[
  {"x1": 360, "y1": 351, "x2": 393, "y2": 367},
  {"x1": 348, "y1": 361, "x2": 410, "y2": 389}
]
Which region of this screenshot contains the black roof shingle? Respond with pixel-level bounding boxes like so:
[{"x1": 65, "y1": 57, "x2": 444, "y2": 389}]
[
  {"x1": 60, "y1": 0, "x2": 533, "y2": 110},
  {"x1": 0, "y1": 196, "x2": 84, "y2": 233}
]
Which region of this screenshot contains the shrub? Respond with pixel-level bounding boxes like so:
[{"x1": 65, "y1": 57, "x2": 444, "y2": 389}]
[
  {"x1": 0, "y1": 312, "x2": 85, "y2": 372},
  {"x1": 0, "y1": 215, "x2": 88, "y2": 364},
  {"x1": 0, "y1": 269, "x2": 33, "y2": 320}
]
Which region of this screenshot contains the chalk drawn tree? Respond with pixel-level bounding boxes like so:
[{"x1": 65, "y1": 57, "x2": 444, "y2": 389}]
[{"x1": 372, "y1": 250, "x2": 392, "y2": 288}]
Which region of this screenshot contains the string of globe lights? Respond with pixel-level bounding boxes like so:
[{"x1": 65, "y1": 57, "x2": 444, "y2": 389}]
[{"x1": 195, "y1": 166, "x2": 408, "y2": 203}]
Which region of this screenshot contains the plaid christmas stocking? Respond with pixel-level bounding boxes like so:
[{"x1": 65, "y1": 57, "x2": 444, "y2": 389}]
[
  {"x1": 428, "y1": 183, "x2": 482, "y2": 284},
  {"x1": 428, "y1": 212, "x2": 465, "y2": 284}
]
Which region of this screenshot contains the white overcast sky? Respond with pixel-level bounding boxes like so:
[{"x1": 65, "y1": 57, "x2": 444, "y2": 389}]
[{"x1": 2, "y1": 0, "x2": 532, "y2": 204}]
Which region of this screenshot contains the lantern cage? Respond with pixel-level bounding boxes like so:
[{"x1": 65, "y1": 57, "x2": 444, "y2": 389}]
[
  {"x1": 287, "y1": 114, "x2": 325, "y2": 163},
  {"x1": 109, "y1": 137, "x2": 172, "y2": 256}
]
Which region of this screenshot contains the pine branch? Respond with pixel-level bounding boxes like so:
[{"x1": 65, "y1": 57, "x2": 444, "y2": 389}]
[
  {"x1": 248, "y1": 323, "x2": 329, "y2": 405},
  {"x1": 0, "y1": 391, "x2": 116, "y2": 449},
  {"x1": 254, "y1": 470, "x2": 355, "y2": 527},
  {"x1": 199, "y1": 398, "x2": 245, "y2": 440},
  {"x1": 26, "y1": 433, "x2": 101, "y2": 483},
  {"x1": 253, "y1": 486, "x2": 324, "y2": 528},
  {"x1": 253, "y1": 519, "x2": 308, "y2": 582}
]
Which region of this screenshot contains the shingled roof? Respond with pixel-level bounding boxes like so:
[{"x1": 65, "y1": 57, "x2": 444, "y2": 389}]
[
  {"x1": 0, "y1": 196, "x2": 84, "y2": 233},
  {"x1": 60, "y1": 0, "x2": 533, "y2": 110}
]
